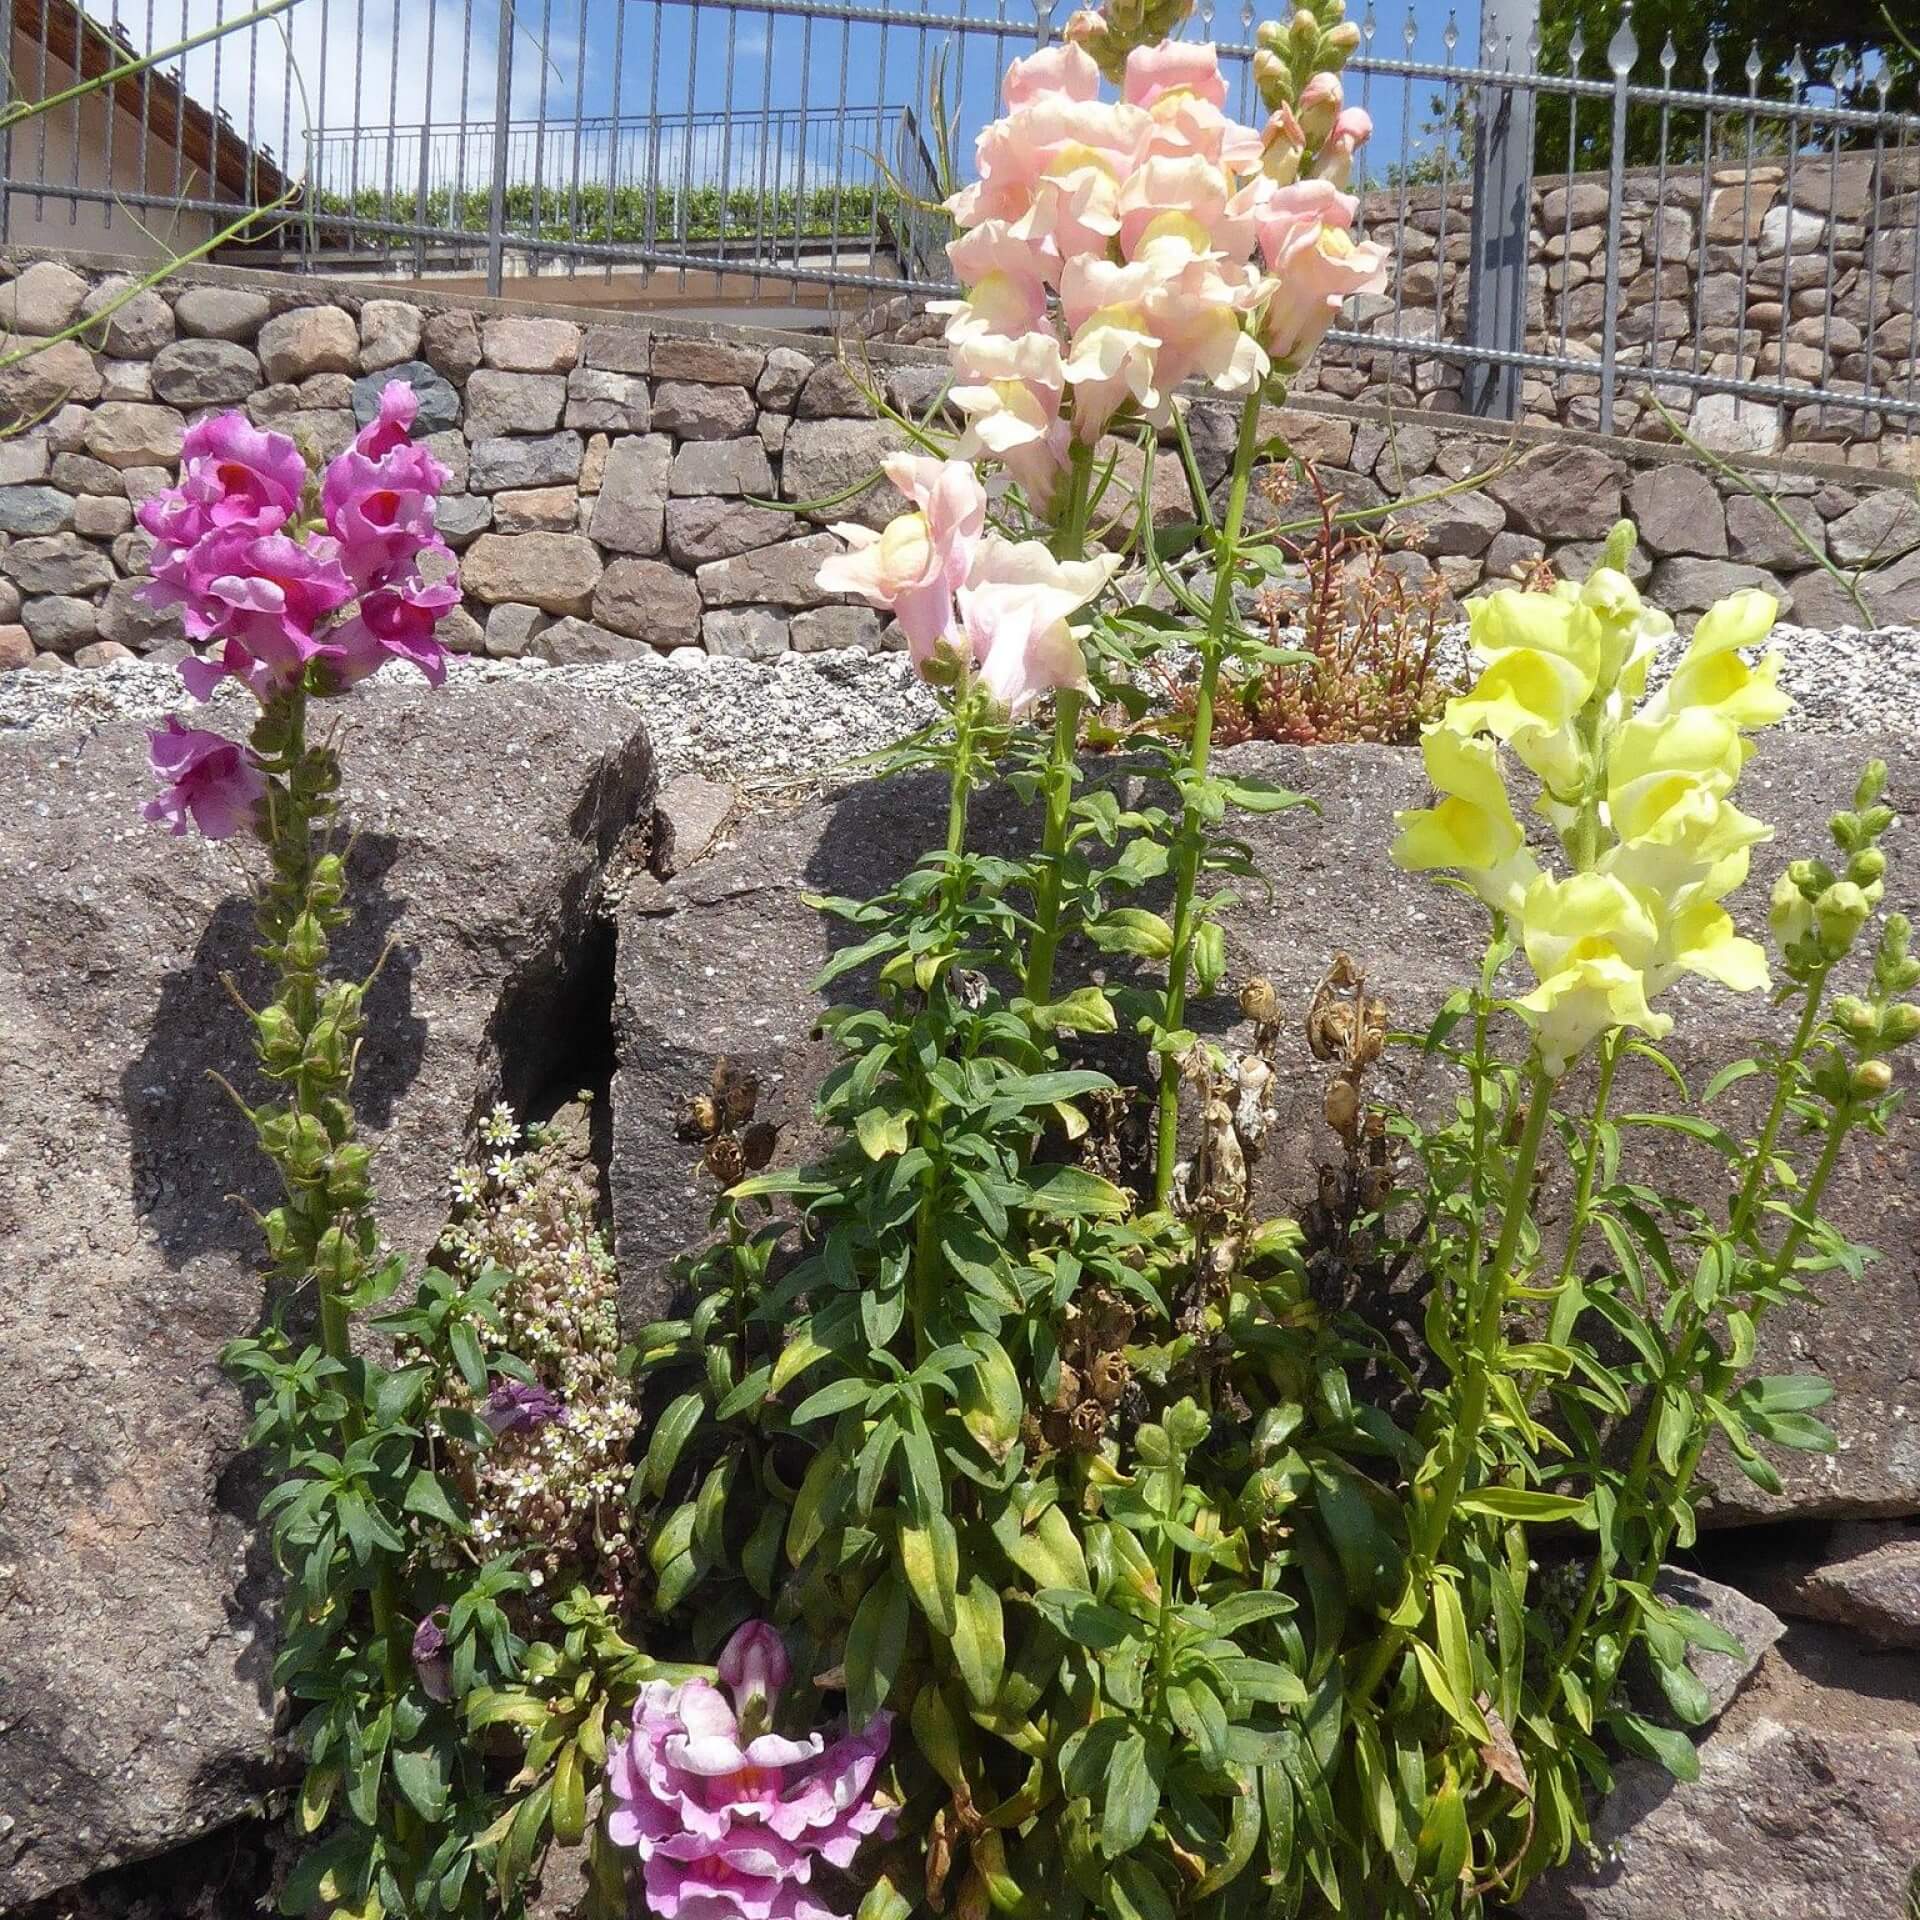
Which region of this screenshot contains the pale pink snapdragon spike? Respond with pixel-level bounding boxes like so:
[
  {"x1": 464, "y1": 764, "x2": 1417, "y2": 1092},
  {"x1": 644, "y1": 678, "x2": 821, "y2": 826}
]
[
  {"x1": 814, "y1": 455, "x2": 988, "y2": 664},
  {"x1": 1123, "y1": 39, "x2": 1229, "y2": 110},
  {"x1": 142, "y1": 717, "x2": 267, "y2": 840},
  {"x1": 1115, "y1": 155, "x2": 1247, "y2": 263},
  {"x1": 136, "y1": 414, "x2": 307, "y2": 550},
  {"x1": 604, "y1": 1620, "x2": 895, "y2": 1920},
  {"x1": 1258, "y1": 104, "x2": 1308, "y2": 184},
  {"x1": 1258, "y1": 189, "x2": 1391, "y2": 370},
  {"x1": 1000, "y1": 39, "x2": 1101, "y2": 108}
]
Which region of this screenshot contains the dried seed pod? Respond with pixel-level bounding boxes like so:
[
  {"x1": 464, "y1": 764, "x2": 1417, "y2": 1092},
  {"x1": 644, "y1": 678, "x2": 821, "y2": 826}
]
[
  {"x1": 678, "y1": 1092, "x2": 721, "y2": 1141},
  {"x1": 1069, "y1": 1400, "x2": 1108, "y2": 1448},
  {"x1": 1307, "y1": 952, "x2": 1365, "y2": 1060},
  {"x1": 951, "y1": 968, "x2": 990, "y2": 1011},
  {"x1": 1317, "y1": 1164, "x2": 1345, "y2": 1213},
  {"x1": 1359, "y1": 1164, "x2": 1394, "y2": 1209},
  {"x1": 1051, "y1": 1361, "x2": 1084, "y2": 1412},
  {"x1": 704, "y1": 1133, "x2": 746, "y2": 1186},
  {"x1": 1323, "y1": 1074, "x2": 1360, "y2": 1138},
  {"x1": 1087, "y1": 1349, "x2": 1130, "y2": 1405},
  {"x1": 741, "y1": 1120, "x2": 777, "y2": 1170},
  {"x1": 1239, "y1": 977, "x2": 1280, "y2": 1025},
  {"x1": 714, "y1": 1059, "x2": 760, "y2": 1126}
]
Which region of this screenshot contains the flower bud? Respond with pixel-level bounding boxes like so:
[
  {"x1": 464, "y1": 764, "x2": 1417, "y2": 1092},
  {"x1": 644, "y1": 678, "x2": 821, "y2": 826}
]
[
  {"x1": 1834, "y1": 995, "x2": 1879, "y2": 1041},
  {"x1": 1854, "y1": 759, "x2": 1889, "y2": 810},
  {"x1": 1850, "y1": 848, "x2": 1887, "y2": 887},
  {"x1": 717, "y1": 1620, "x2": 790, "y2": 1737},
  {"x1": 1323, "y1": 1075, "x2": 1360, "y2": 1137},
  {"x1": 1816, "y1": 882, "x2": 1872, "y2": 957},
  {"x1": 1256, "y1": 16, "x2": 1287, "y2": 48},
  {"x1": 1788, "y1": 857, "x2": 1832, "y2": 896},
  {"x1": 1290, "y1": 8, "x2": 1319, "y2": 52},
  {"x1": 1296, "y1": 70, "x2": 1343, "y2": 145},
  {"x1": 1770, "y1": 869, "x2": 1814, "y2": 952},
  {"x1": 1322, "y1": 19, "x2": 1362, "y2": 56},
  {"x1": 1883, "y1": 1003, "x2": 1920, "y2": 1046},
  {"x1": 1852, "y1": 1059, "x2": 1894, "y2": 1097}
]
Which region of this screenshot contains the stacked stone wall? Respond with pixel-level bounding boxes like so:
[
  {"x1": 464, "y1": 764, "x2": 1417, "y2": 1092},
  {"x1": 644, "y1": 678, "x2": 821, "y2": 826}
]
[{"x1": 1, "y1": 246, "x2": 1916, "y2": 681}]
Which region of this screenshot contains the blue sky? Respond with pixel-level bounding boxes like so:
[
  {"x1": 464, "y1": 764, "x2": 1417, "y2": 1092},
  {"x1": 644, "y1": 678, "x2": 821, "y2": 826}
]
[{"x1": 114, "y1": 0, "x2": 1477, "y2": 202}]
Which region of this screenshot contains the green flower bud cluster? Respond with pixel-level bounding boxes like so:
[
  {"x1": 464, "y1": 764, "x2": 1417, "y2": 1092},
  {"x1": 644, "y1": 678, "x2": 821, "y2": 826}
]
[
  {"x1": 1771, "y1": 762, "x2": 1901, "y2": 973},
  {"x1": 1253, "y1": 0, "x2": 1360, "y2": 114},
  {"x1": 1065, "y1": 0, "x2": 1197, "y2": 84}
]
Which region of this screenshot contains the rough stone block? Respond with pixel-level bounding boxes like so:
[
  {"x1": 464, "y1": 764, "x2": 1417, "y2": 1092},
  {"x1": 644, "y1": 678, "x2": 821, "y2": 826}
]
[
  {"x1": 1627, "y1": 463, "x2": 1729, "y2": 558},
  {"x1": 652, "y1": 380, "x2": 757, "y2": 441},
  {"x1": 564, "y1": 367, "x2": 650, "y2": 432},
  {"x1": 591, "y1": 556, "x2": 702, "y2": 646},
  {"x1": 669, "y1": 437, "x2": 773, "y2": 500},
  {"x1": 256, "y1": 305, "x2": 359, "y2": 383},
  {"x1": 464, "y1": 370, "x2": 567, "y2": 438},
  {"x1": 583, "y1": 325, "x2": 650, "y2": 375},
  {"x1": 172, "y1": 285, "x2": 271, "y2": 342},
  {"x1": 461, "y1": 531, "x2": 603, "y2": 613},
  {"x1": 588, "y1": 435, "x2": 672, "y2": 555},
  {"x1": 150, "y1": 338, "x2": 262, "y2": 409},
  {"x1": 695, "y1": 532, "x2": 844, "y2": 608},
  {"x1": 0, "y1": 485, "x2": 74, "y2": 535},
  {"x1": 358, "y1": 298, "x2": 425, "y2": 372},
  {"x1": 468, "y1": 431, "x2": 584, "y2": 494},
  {"x1": 481, "y1": 315, "x2": 583, "y2": 373},
  {"x1": 648, "y1": 336, "x2": 766, "y2": 386},
  {"x1": 702, "y1": 606, "x2": 789, "y2": 658}
]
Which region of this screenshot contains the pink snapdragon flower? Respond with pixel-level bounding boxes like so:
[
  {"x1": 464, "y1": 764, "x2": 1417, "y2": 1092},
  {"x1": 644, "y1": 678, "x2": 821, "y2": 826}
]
[
  {"x1": 1312, "y1": 107, "x2": 1374, "y2": 188},
  {"x1": 605, "y1": 1620, "x2": 895, "y2": 1920},
  {"x1": 815, "y1": 455, "x2": 988, "y2": 663},
  {"x1": 322, "y1": 439, "x2": 452, "y2": 591},
  {"x1": 949, "y1": 330, "x2": 1073, "y2": 516},
  {"x1": 136, "y1": 414, "x2": 307, "y2": 550},
  {"x1": 1259, "y1": 198, "x2": 1391, "y2": 369},
  {"x1": 141, "y1": 718, "x2": 267, "y2": 839},
  {"x1": 331, "y1": 568, "x2": 461, "y2": 687},
  {"x1": 960, "y1": 542, "x2": 1120, "y2": 714}
]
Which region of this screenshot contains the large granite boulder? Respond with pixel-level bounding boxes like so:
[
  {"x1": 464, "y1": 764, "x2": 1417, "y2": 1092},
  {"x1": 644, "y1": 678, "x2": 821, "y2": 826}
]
[
  {"x1": 611, "y1": 737, "x2": 1918, "y2": 1518},
  {"x1": 0, "y1": 669, "x2": 654, "y2": 1910},
  {"x1": 1522, "y1": 1622, "x2": 1920, "y2": 1918}
]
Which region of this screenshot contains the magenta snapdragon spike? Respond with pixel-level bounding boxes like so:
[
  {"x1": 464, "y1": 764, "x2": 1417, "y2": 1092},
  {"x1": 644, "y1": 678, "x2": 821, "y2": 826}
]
[
  {"x1": 138, "y1": 381, "x2": 460, "y2": 835},
  {"x1": 141, "y1": 716, "x2": 268, "y2": 839},
  {"x1": 606, "y1": 1621, "x2": 895, "y2": 1920}
]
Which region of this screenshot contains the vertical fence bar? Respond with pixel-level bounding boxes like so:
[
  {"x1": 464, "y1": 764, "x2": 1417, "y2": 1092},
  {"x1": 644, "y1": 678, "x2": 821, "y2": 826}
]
[
  {"x1": 1464, "y1": 0, "x2": 1537, "y2": 417},
  {"x1": 486, "y1": 0, "x2": 514, "y2": 293},
  {"x1": 1597, "y1": 2, "x2": 1636, "y2": 433},
  {"x1": 0, "y1": 0, "x2": 11, "y2": 244}
]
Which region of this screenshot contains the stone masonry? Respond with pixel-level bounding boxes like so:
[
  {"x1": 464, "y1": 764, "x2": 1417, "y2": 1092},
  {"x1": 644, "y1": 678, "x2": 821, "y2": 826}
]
[{"x1": 0, "y1": 248, "x2": 1917, "y2": 681}]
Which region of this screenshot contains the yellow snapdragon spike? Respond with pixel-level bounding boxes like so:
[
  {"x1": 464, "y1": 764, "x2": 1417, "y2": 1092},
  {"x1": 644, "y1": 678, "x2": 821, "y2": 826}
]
[
  {"x1": 1514, "y1": 871, "x2": 1672, "y2": 1073},
  {"x1": 1390, "y1": 726, "x2": 1540, "y2": 915},
  {"x1": 1648, "y1": 588, "x2": 1791, "y2": 730}
]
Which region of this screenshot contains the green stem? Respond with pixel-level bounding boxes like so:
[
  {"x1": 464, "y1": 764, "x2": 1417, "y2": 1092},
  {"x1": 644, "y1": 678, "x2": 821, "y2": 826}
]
[
  {"x1": 1023, "y1": 445, "x2": 1096, "y2": 1008},
  {"x1": 1355, "y1": 1062, "x2": 1557, "y2": 1702},
  {"x1": 1152, "y1": 393, "x2": 1264, "y2": 1206},
  {"x1": 1727, "y1": 974, "x2": 1830, "y2": 1246},
  {"x1": 909, "y1": 684, "x2": 983, "y2": 1358}
]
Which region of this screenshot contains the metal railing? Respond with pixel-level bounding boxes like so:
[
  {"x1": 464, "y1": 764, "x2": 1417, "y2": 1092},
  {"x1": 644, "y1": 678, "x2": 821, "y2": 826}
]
[{"x1": 0, "y1": 0, "x2": 1915, "y2": 445}]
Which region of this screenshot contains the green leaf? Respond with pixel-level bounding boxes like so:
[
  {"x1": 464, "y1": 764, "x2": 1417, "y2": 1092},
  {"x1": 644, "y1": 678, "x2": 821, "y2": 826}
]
[
  {"x1": 950, "y1": 1575, "x2": 1006, "y2": 1707},
  {"x1": 854, "y1": 1107, "x2": 913, "y2": 1160},
  {"x1": 1456, "y1": 1487, "x2": 1591, "y2": 1524},
  {"x1": 855, "y1": 1875, "x2": 915, "y2": 1920},
  {"x1": 1408, "y1": 1640, "x2": 1489, "y2": 1741},
  {"x1": 771, "y1": 1327, "x2": 833, "y2": 1394},
  {"x1": 1431, "y1": 1577, "x2": 1476, "y2": 1717},
  {"x1": 1610, "y1": 1711, "x2": 1701, "y2": 1783},
  {"x1": 845, "y1": 1572, "x2": 910, "y2": 1727},
  {"x1": 1651, "y1": 1651, "x2": 1713, "y2": 1727},
  {"x1": 448, "y1": 1320, "x2": 488, "y2": 1394},
  {"x1": 550, "y1": 1741, "x2": 586, "y2": 1844},
  {"x1": 1029, "y1": 986, "x2": 1119, "y2": 1034},
  {"x1": 644, "y1": 1392, "x2": 706, "y2": 1496},
  {"x1": 791, "y1": 1375, "x2": 874, "y2": 1426},
  {"x1": 900, "y1": 1514, "x2": 960, "y2": 1638},
  {"x1": 1745, "y1": 1408, "x2": 1839, "y2": 1452},
  {"x1": 1030, "y1": 1588, "x2": 1139, "y2": 1652},
  {"x1": 992, "y1": 1497, "x2": 1089, "y2": 1591},
  {"x1": 1088, "y1": 907, "x2": 1175, "y2": 959},
  {"x1": 1192, "y1": 921, "x2": 1226, "y2": 995},
  {"x1": 391, "y1": 1744, "x2": 449, "y2": 1823},
  {"x1": 1734, "y1": 1374, "x2": 1835, "y2": 1415},
  {"x1": 402, "y1": 1468, "x2": 464, "y2": 1529},
  {"x1": 1103, "y1": 1858, "x2": 1175, "y2": 1920},
  {"x1": 787, "y1": 1444, "x2": 846, "y2": 1567},
  {"x1": 1101, "y1": 1728, "x2": 1164, "y2": 1856},
  {"x1": 1023, "y1": 1164, "x2": 1133, "y2": 1221},
  {"x1": 1219, "y1": 775, "x2": 1311, "y2": 814}
]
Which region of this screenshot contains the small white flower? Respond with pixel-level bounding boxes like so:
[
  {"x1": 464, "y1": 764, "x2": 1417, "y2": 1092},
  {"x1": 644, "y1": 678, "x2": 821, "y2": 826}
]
[
  {"x1": 481, "y1": 1101, "x2": 519, "y2": 1148},
  {"x1": 488, "y1": 1154, "x2": 523, "y2": 1189},
  {"x1": 449, "y1": 1165, "x2": 484, "y2": 1205}
]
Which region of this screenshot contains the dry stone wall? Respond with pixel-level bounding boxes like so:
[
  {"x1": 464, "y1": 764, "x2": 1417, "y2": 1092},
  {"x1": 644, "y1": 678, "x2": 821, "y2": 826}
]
[
  {"x1": 1, "y1": 248, "x2": 1917, "y2": 685},
  {"x1": 1298, "y1": 154, "x2": 1920, "y2": 464}
]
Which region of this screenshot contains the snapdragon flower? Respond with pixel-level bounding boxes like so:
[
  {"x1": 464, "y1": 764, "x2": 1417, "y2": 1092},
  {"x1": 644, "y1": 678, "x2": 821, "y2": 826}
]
[{"x1": 606, "y1": 1620, "x2": 895, "y2": 1920}]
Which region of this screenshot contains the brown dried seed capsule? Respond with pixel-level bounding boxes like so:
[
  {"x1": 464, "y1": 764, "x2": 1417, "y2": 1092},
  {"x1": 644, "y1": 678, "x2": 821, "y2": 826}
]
[
  {"x1": 1051, "y1": 1361, "x2": 1083, "y2": 1412},
  {"x1": 741, "y1": 1120, "x2": 777, "y2": 1170},
  {"x1": 1239, "y1": 977, "x2": 1281, "y2": 1025},
  {"x1": 705, "y1": 1134, "x2": 746, "y2": 1186},
  {"x1": 678, "y1": 1093, "x2": 721, "y2": 1141},
  {"x1": 1323, "y1": 1075, "x2": 1360, "y2": 1138},
  {"x1": 1069, "y1": 1400, "x2": 1108, "y2": 1447},
  {"x1": 1087, "y1": 1349, "x2": 1130, "y2": 1404},
  {"x1": 717, "y1": 1065, "x2": 760, "y2": 1125}
]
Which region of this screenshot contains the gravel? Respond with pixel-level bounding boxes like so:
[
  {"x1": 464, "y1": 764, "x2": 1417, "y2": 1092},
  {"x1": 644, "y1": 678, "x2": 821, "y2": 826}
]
[{"x1": 1, "y1": 621, "x2": 1911, "y2": 785}]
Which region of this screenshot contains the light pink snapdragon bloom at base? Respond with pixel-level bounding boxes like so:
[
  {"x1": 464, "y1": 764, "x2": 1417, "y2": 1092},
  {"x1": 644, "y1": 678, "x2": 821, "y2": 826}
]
[
  {"x1": 605, "y1": 1620, "x2": 895, "y2": 1920},
  {"x1": 814, "y1": 454, "x2": 988, "y2": 664},
  {"x1": 961, "y1": 543, "x2": 1121, "y2": 714},
  {"x1": 142, "y1": 718, "x2": 267, "y2": 839}
]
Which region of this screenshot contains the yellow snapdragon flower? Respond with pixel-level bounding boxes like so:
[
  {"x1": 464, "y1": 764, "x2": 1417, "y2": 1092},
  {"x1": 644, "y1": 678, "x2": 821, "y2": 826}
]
[
  {"x1": 1390, "y1": 726, "x2": 1540, "y2": 917},
  {"x1": 1442, "y1": 588, "x2": 1603, "y2": 793},
  {"x1": 1644, "y1": 588, "x2": 1791, "y2": 731},
  {"x1": 1514, "y1": 871, "x2": 1669, "y2": 1073}
]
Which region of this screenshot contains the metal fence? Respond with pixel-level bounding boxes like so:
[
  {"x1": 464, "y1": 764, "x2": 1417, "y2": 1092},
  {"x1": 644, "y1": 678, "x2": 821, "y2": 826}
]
[{"x1": 0, "y1": 0, "x2": 1916, "y2": 446}]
